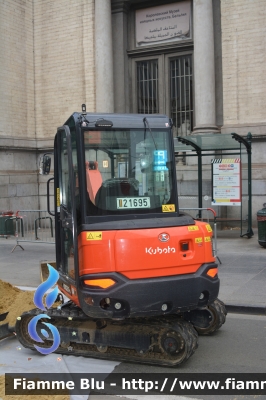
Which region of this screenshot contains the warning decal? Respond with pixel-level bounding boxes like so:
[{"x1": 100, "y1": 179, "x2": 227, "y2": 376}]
[
  {"x1": 56, "y1": 188, "x2": 60, "y2": 212},
  {"x1": 195, "y1": 237, "x2": 203, "y2": 243},
  {"x1": 206, "y1": 224, "x2": 212, "y2": 232},
  {"x1": 162, "y1": 204, "x2": 175, "y2": 212},
  {"x1": 86, "y1": 232, "x2": 103, "y2": 241},
  {"x1": 188, "y1": 226, "x2": 199, "y2": 231},
  {"x1": 205, "y1": 236, "x2": 211, "y2": 242}
]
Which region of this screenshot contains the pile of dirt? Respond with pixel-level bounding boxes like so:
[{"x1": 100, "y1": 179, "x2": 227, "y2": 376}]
[
  {"x1": 0, "y1": 280, "x2": 69, "y2": 399},
  {"x1": 0, "y1": 279, "x2": 61, "y2": 327},
  {"x1": 0, "y1": 280, "x2": 36, "y2": 327}
]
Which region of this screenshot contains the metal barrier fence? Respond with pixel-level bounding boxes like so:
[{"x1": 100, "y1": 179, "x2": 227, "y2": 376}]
[
  {"x1": 4, "y1": 208, "x2": 220, "y2": 262},
  {"x1": 13, "y1": 210, "x2": 55, "y2": 245}
]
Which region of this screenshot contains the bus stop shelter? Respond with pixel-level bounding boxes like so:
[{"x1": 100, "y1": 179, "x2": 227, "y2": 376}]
[{"x1": 174, "y1": 132, "x2": 253, "y2": 238}]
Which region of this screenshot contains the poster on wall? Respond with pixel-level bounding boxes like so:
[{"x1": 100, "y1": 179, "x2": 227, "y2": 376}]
[
  {"x1": 135, "y1": 1, "x2": 191, "y2": 47},
  {"x1": 211, "y1": 159, "x2": 241, "y2": 206}
]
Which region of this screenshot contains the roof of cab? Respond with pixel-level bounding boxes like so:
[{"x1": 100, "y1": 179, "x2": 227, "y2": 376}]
[{"x1": 66, "y1": 112, "x2": 171, "y2": 130}]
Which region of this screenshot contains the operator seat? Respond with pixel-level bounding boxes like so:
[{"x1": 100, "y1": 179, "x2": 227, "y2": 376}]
[
  {"x1": 85, "y1": 161, "x2": 102, "y2": 205},
  {"x1": 95, "y1": 178, "x2": 139, "y2": 210}
]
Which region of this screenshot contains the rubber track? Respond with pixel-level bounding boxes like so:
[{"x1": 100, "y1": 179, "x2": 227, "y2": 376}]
[
  {"x1": 195, "y1": 298, "x2": 227, "y2": 335},
  {"x1": 15, "y1": 305, "x2": 198, "y2": 367}
]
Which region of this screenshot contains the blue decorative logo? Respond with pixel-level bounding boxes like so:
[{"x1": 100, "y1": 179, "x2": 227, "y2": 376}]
[{"x1": 28, "y1": 264, "x2": 61, "y2": 355}]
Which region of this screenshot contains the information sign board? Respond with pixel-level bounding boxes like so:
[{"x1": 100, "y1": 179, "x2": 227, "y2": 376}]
[
  {"x1": 211, "y1": 159, "x2": 241, "y2": 206},
  {"x1": 135, "y1": 2, "x2": 191, "y2": 46}
]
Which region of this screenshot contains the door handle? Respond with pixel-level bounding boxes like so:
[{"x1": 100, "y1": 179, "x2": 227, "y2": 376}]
[
  {"x1": 60, "y1": 206, "x2": 73, "y2": 229},
  {"x1": 47, "y1": 177, "x2": 55, "y2": 216},
  {"x1": 61, "y1": 217, "x2": 73, "y2": 229}
]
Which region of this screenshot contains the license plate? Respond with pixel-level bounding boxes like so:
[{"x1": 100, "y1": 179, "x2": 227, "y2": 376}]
[{"x1": 117, "y1": 197, "x2": 150, "y2": 209}]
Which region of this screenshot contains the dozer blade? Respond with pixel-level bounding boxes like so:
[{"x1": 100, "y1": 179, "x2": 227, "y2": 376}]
[
  {"x1": 0, "y1": 312, "x2": 15, "y2": 340},
  {"x1": 40, "y1": 261, "x2": 56, "y2": 282}
]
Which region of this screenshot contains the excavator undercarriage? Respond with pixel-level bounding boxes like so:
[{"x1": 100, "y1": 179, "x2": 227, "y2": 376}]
[{"x1": 15, "y1": 299, "x2": 226, "y2": 367}]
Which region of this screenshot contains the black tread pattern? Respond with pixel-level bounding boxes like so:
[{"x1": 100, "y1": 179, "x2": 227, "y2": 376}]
[
  {"x1": 15, "y1": 307, "x2": 199, "y2": 367},
  {"x1": 195, "y1": 298, "x2": 227, "y2": 335}
]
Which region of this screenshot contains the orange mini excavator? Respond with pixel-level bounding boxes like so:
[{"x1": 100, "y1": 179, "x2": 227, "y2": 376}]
[{"x1": 15, "y1": 107, "x2": 226, "y2": 366}]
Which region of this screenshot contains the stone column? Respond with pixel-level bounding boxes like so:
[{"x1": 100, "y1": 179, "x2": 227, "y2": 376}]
[
  {"x1": 112, "y1": 1, "x2": 130, "y2": 113},
  {"x1": 95, "y1": 0, "x2": 114, "y2": 113},
  {"x1": 193, "y1": 0, "x2": 219, "y2": 133}
]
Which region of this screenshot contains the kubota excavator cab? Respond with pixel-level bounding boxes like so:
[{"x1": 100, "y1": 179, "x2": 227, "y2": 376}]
[
  {"x1": 51, "y1": 110, "x2": 221, "y2": 320},
  {"x1": 15, "y1": 109, "x2": 226, "y2": 366}
]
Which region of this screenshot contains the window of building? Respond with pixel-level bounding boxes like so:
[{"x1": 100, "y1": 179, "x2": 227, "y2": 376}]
[
  {"x1": 170, "y1": 55, "x2": 193, "y2": 137},
  {"x1": 128, "y1": 2, "x2": 193, "y2": 137},
  {"x1": 132, "y1": 53, "x2": 193, "y2": 137},
  {"x1": 137, "y1": 60, "x2": 159, "y2": 114}
]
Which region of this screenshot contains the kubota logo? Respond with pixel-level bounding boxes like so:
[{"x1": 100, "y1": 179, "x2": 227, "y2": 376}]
[
  {"x1": 158, "y1": 233, "x2": 170, "y2": 242},
  {"x1": 146, "y1": 246, "x2": 176, "y2": 255}
]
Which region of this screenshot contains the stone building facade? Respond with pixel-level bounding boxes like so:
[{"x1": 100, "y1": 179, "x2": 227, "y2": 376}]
[{"x1": 0, "y1": 0, "x2": 265, "y2": 224}]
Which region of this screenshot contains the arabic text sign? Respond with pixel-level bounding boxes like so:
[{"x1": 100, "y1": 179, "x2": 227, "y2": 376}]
[
  {"x1": 212, "y1": 159, "x2": 241, "y2": 206},
  {"x1": 135, "y1": 1, "x2": 191, "y2": 46}
]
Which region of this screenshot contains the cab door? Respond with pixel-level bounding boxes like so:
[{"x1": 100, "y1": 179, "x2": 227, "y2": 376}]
[{"x1": 56, "y1": 126, "x2": 78, "y2": 284}]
